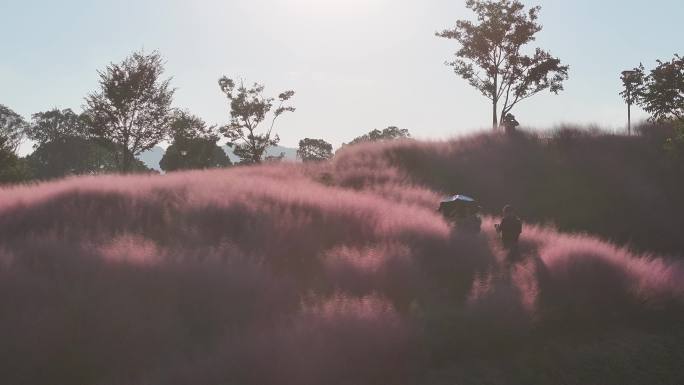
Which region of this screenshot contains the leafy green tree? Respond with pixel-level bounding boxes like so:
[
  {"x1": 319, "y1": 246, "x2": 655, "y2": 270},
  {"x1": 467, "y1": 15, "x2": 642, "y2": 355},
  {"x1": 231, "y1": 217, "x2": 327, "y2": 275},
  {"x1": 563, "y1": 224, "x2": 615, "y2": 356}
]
[
  {"x1": 160, "y1": 140, "x2": 231, "y2": 171},
  {"x1": 160, "y1": 111, "x2": 231, "y2": 172},
  {"x1": 168, "y1": 110, "x2": 216, "y2": 140},
  {"x1": 436, "y1": 0, "x2": 569, "y2": 129},
  {"x1": 85, "y1": 50, "x2": 175, "y2": 172},
  {"x1": 0, "y1": 136, "x2": 30, "y2": 184},
  {"x1": 25, "y1": 108, "x2": 150, "y2": 179},
  {"x1": 218, "y1": 77, "x2": 295, "y2": 164},
  {"x1": 348, "y1": 126, "x2": 410, "y2": 145},
  {"x1": 25, "y1": 138, "x2": 127, "y2": 180},
  {"x1": 0, "y1": 106, "x2": 29, "y2": 183},
  {"x1": 26, "y1": 108, "x2": 89, "y2": 146},
  {"x1": 0, "y1": 104, "x2": 27, "y2": 152},
  {"x1": 626, "y1": 55, "x2": 684, "y2": 160},
  {"x1": 632, "y1": 54, "x2": 683, "y2": 124},
  {"x1": 297, "y1": 138, "x2": 333, "y2": 162}
]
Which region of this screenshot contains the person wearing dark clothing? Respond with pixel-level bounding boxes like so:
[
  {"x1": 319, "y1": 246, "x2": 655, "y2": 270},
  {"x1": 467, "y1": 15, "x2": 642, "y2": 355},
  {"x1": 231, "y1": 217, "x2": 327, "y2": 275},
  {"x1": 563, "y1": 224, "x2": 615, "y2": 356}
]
[
  {"x1": 502, "y1": 113, "x2": 519, "y2": 134},
  {"x1": 440, "y1": 204, "x2": 482, "y2": 234},
  {"x1": 495, "y1": 205, "x2": 522, "y2": 249},
  {"x1": 462, "y1": 205, "x2": 482, "y2": 233}
]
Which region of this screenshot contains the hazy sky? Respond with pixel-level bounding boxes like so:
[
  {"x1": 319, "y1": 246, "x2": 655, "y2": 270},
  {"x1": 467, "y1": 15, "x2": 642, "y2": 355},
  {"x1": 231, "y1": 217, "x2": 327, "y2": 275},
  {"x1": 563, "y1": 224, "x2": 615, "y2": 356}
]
[{"x1": 1, "y1": 0, "x2": 682, "y2": 154}]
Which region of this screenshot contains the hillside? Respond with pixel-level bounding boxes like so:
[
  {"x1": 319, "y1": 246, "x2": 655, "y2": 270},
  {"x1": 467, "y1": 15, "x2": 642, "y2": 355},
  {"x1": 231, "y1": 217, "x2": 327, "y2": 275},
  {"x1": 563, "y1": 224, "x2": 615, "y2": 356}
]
[
  {"x1": 328, "y1": 125, "x2": 684, "y2": 256},
  {"x1": 1, "y1": 130, "x2": 683, "y2": 385}
]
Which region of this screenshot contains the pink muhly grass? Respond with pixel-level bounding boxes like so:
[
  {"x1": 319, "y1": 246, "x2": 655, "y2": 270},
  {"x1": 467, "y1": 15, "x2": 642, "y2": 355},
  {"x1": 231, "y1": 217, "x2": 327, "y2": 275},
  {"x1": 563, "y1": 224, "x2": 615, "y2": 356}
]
[{"x1": 1, "y1": 137, "x2": 684, "y2": 384}]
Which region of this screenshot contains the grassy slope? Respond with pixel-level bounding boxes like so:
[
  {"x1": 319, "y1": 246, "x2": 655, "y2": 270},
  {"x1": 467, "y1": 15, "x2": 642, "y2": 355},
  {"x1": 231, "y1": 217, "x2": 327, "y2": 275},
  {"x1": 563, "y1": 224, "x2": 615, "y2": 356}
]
[
  {"x1": 0, "y1": 129, "x2": 683, "y2": 384},
  {"x1": 334, "y1": 124, "x2": 683, "y2": 256}
]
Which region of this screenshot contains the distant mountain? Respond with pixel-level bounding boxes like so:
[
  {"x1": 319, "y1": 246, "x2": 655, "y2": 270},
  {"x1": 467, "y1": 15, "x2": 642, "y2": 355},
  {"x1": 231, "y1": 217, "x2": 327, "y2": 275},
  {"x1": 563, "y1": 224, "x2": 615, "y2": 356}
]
[
  {"x1": 138, "y1": 144, "x2": 298, "y2": 171},
  {"x1": 222, "y1": 145, "x2": 298, "y2": 164}
]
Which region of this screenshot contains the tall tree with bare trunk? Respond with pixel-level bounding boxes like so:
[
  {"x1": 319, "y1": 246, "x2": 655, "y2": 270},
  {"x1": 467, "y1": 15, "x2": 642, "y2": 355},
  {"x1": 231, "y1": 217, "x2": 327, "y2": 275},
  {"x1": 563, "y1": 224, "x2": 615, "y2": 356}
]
[
  {"x1": 218, "y1": 77, "x2": 295, "y2": 164},
  {"x1": 437, "y1": 0, "x2": 569, "y2": 129},
  {"x1": 85, "y1": 50, "x2": 174, "y2": 172}
]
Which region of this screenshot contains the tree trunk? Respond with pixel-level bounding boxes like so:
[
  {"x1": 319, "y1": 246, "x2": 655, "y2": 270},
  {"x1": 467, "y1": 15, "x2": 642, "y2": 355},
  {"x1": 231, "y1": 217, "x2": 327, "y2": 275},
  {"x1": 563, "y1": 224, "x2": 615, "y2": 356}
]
[
  {"x1": 492, "y1": 75, "x2": 498, "y2": 130},
  {"x1": 121, "y1": 149, "x2": 132, "y2": 173}
]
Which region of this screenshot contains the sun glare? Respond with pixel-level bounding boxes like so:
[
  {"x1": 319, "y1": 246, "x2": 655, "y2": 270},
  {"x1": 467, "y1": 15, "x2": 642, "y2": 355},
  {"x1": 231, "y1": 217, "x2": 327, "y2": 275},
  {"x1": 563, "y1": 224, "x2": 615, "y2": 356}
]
[{"x1": 281, "y1": 0, "x2": 386, "y2": 17}]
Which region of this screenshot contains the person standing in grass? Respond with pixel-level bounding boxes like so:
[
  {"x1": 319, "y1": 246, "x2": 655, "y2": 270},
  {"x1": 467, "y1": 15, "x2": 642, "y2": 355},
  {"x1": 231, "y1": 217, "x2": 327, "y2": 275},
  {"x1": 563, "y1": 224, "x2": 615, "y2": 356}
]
[
  {"x1": 495, "y1": 205, "x2": 522, "y2": 250},
  {"x1": 462, "y1": 205, "x2": 482, "y2": 234},
  {"x1": 502, "y1": 113, "x2": 519, "y2": 134}
]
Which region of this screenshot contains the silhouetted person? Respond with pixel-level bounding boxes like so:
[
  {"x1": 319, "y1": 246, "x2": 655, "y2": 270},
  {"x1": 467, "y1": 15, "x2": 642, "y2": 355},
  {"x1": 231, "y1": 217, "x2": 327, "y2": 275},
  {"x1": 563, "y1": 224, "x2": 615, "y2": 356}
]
[
  {"x1": 495, "y1": 205, "x2": 522, "y2": 250},
  {"x1": 438, "y1": 206, "x2": 458, "y2": 224},
  {"x1": 439, "y1": 204, "x2": 481, "y2": 233},
  {"x1": 462, "y1": 205, "x2": 482, "y2": 233},
  {"x1": 502, "y1": 113, "x2": 519, "y2": 134}
]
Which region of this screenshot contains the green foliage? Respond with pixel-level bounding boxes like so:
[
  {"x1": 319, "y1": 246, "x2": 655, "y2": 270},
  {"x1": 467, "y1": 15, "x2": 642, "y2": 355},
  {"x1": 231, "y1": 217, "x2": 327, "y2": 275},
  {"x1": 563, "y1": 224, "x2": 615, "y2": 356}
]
[
  {"x1": 436, "y1": 0, "x2": 569, "y2": 128},
  {"x1": 0, "y1": 104, "x2": 27, "y2": 152},
  {"x1": 348, "y1": 126, "x2": 410, "y2": 146},
  {"x1": 0, "y1": 109, "x2": 30, "y2": 183},
  {"x1": 624, "y1": 55, "x2": 683, "y2": 159},
  {"x1": 619, "y1": 67, "x2": 646, "y2": 106},
  {"x1": 18, "y1": 105, "x2": 152, "y2": 179},
  {"x1": 169, "y1": 110, "x2": 217, "y2": 142},
  {"x1": 664, "y1": 122, "x2": 684, "y2": 162},
  {"x1": 218, "y1": 77, "x2": 295, "y2": 164},
  {"x1": 85, "y1": 50, "x2": 175, "y2": 172},
  {"x1": 0, "y1": 136, "x2": 31, "y2": 184},
  {"x1": 630, "y1": 54, "x2": 683, "y2": 124},
  {"x1": 27, "y1": 108, "x2": 90, "y2": 146},
  {"x1": 23, "y1": 137, "x2": 147, "y2": 180},
  {"x1": 297, "y1": 138, "x2": 333, "y2": 162},
  {"x1": 160, "y1": 138, "x2": 231, "y2": 172},
  {"x1": 160, "y1": 110, "x2": 231, "y2": 172}
]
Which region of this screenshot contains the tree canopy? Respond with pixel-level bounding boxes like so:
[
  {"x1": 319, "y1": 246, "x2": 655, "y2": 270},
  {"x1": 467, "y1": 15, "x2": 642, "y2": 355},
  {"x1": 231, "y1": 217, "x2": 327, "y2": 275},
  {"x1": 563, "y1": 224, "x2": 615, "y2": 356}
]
[
  {"x1": 160, "y1": 139, "x2": 231, "y2": 172},
  {"x1": 625, "y1": 54, "x2": 684, "y2": 161},
  {"x1": 169, "y1": 110, "x2": 217, "y2": 141},
  {"x1": 218, "y1": 77, "x2": 295, "y2": 164},
  {"x1": 631, "y1": 54, "x2": 684, "y2": 123},
  {"x1": 85, "y1": 50, "x2": 175, "y2": 172},
  {"x1": 437, "y1": 0, "x2": 569, "y2": 129},
  {"x1": 0, "y1": 104, "x2": 27, "y2": 152},
  {"x1": 348, "y1": 126, "x2": 410, "y2": 146},
  {"x1": 27, "y1": 108, "x2": 90, "y2": 146},
  {"x1": 0, "y1": 136, "x2": 30, "y2": 184},
  {"x1": 160, "y1": 111, "x2": 231, "y2": 172},
  {"x1": 25, "y1": 137, "x2": 152, "y2": 180},
  {"x1": 297, "y1": 138, "x2": 333, "y2": 162}
]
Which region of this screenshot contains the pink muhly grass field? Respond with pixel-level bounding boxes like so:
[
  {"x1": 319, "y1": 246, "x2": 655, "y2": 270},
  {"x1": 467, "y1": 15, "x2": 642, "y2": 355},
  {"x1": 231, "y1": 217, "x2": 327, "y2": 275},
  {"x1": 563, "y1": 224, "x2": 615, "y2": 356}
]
[{"x1": 1, "y1": 138, "x2": 683, "y2": 384}]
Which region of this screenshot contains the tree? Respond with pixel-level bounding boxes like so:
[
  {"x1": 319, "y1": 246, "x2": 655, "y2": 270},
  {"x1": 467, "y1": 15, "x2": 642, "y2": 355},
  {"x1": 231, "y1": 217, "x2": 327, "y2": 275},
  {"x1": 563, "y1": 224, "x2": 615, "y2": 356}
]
[
  {"x1": 160, "y1": 140, "x2": 231, "y2": 172},
  {"x1": 297, "y1": 138, "x2": 333, "y2": 162},
  {"x1": 85, "y1": 50, "x2": 175, "y2": 172},
  {"x1": 168, "y1": 110, "x2": 215, "y2": 139},
  {"x1": 0, "y1": 106, "x2": 29, "y2": 183},
  {"x1": 0, "y1": 104, "x2": 27, "y2": 152},
  {"x1": 27, "y1": 108, "x2": 89, "y2": 146},
  {"x1": 632, "y1": 54, "x2": 683, "y2": 124},
  {"x1": 0, "y1": 136, "x2": 30, "y2": 184},
  {"x1": 218, "y1": 77, "x2": 295, "y2": 164},
  {"x1": 436, "y1": 0, "x2": 569, "y2": 129},
  {"x1": 348, "y1": 126, "x2": 410, "y2": 146},
  {"x1": 159, "y1": 111, "x2": 231, "y2": 172},
  {"x1": 25, "y1": 108, "x2": 150, "y2": 179},
  {"x1": 24, "y1": 138, "x2": 153, "y2": 180},
  {"x1": 625, "y1": 55, "x2": 684, "y2": 160}
]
